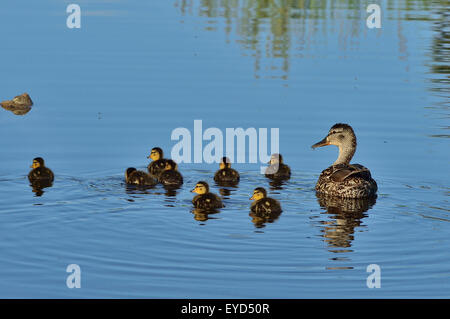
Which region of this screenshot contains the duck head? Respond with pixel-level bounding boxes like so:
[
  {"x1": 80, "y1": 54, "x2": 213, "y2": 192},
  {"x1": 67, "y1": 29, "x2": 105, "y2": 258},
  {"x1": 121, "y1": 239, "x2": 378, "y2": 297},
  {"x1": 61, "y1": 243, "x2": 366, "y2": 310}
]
[
  {"x1": 125, "y1": 167, "x2": 137, "y2": 180},
  {"x1": 219, "y1": 157, "x2": 232, "y2": 170},
  {"x1": 250, "y1": 187, "x2": 267, "y2": 201},
  {"x1": 164, "y1": 159, "x2": 178, "y2": 171},
  {"x1": 312, "y1": 123, "x2": 357, "y2": 165},
  {"x1": 147, "y1": 147, "x2": 163, "y2": 161},
  {"x1": 31, "y1": 157, "x2": 45, "y2": 169},
  {"x1": 268, "y1": 153, "x2": 283, "y2": 165},
  {"x1": 191, "y1": 181, "x2": 209, "y2": 194}
]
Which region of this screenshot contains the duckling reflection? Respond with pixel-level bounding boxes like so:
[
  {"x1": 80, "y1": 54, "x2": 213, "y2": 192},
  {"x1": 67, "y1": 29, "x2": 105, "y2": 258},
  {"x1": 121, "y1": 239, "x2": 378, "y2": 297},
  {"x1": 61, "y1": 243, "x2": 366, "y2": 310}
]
[
  {"x1": 147, "y1": 147, "x2": 168, "y2": 179},
  {"x1": 191, "y1": 208, "x2": 221, "y2": 222},
  {"x1": 316, "y1": 194, "x2": 376, "y2": 249},
  {"x1": 28, "y1": 157, "x2": 54, "y2": 196},
  {"x1": 268, "y1": 179, "x2": 287, "y2": 190},
  {"x1": 249, "y1": 187, "x2": 282, "y2": 228},
  {"x1": 265, "y1": 153, "x2": 291, "y2": 181},
  {"x1": 1, "y1": 93, "x2": 33, "y2": 115},
  {"x1": 217, "y1": 185, "x2": 238, "y2": 199},
  {"x1": 214, "y1": 157, "x2": 240, "y2": 186}
]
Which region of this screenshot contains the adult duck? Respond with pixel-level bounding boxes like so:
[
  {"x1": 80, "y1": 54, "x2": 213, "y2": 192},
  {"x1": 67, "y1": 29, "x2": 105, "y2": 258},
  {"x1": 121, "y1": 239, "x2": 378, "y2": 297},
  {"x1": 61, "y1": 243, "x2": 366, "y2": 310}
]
[{"x1": 312, "y1": 123, "x2": 377, "y2": 198}]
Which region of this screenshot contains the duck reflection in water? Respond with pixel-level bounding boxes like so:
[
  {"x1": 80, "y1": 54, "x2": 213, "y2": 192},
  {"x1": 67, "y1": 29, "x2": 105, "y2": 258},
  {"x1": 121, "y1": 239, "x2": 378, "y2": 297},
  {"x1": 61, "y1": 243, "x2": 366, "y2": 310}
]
[
  {"x1": 316, "y1": 194, "x2": 376, "y2": 249},
  {"x1": 191, "y1": 208, "x2": 221, "y2": 222}
]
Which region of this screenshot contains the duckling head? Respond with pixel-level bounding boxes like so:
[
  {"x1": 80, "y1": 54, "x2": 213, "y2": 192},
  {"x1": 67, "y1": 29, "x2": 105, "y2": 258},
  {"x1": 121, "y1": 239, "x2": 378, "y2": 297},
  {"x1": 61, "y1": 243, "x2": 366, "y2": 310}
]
[
  {"x1": 250, "y1": 187, "x2": 267, "y2": 201},
  {"x1": 311, "y1": 123, "x2": 357, "y2": 165},
  {"x1": 219, "y1": 157, "x2": 232, "y2": 169},
  {"x1": 147, "y1": 147, "x2": 163, "y2": 161},
  {"x1": 31, "y1": 157, "x2": 45, "y2": 169},
  {"x1": 125, "y1": 167, "x2": 137, "y2": 180},
  {"x1": 192, "y1": 181, "x2": 209, "y2": 194},
  {"x1": 164, "y1": 159, "x2": 178, "y2": 171},
  {"x1": 268, "y1": 153, "x2": 283, "y2": 165}
]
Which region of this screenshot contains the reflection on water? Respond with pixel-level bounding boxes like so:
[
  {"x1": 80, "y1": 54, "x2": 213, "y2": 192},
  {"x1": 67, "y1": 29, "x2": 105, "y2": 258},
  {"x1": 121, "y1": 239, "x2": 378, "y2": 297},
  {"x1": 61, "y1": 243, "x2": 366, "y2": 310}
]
[
  {"x1": 175, "y1": 0, "x2": 443, "y2": 80},
  {"x1": 316, "y1": 194, "x2": 376, "y2": 251},
  {"x1": 249, "y1": 208, "x2": 282, "y2": 228},
  {"x1": 29, "y1": 180, "x2": 53, "y2": 197},
  {"x1": 192, "y1": 207, "x2": 221, "y2": 222},
  {"x1": 176, "y1": 0, "x2": 449, "y2": 138}
]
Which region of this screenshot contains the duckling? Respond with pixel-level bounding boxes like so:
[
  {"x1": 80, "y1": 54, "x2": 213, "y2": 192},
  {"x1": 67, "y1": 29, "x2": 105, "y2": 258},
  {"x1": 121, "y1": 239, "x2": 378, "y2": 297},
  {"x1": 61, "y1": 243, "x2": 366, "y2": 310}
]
[
  {"x1": 28, "y1": 157, "x2": 54, "y2": 184},
  {"x1": 265, "y1": 153, "x2": 291, "y2": 180},
  {"x1": 191, "y1": 181, "x2": 224, "y2": 210},
  {"x1": 250, "y1": 187, "x2": 282, "y2": 215},
  {"x1": 1, "y1": 93, "x2": 33, "y2": 115},
  {"x1": 125, "y1": 167, "x2": 157, "y2": 186},
  {"x1": 214, "y1": 157, "x2": 240, "y2": 185},
  {"x1": 147, "y1": 147, "x2": 168, "y2": 179},
  {"x1": 312, "y1": 123, "x2": 378, "y2": 198},
  {"x1": 159, "y1": 159, "x2": 183, "y2": 187}
]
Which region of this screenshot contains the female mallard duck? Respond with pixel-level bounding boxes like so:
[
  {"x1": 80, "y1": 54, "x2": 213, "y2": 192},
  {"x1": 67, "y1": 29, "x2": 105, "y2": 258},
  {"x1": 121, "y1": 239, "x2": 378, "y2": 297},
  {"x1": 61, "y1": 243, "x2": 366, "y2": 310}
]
[
  {"x1": 147, "y1": 147, "x2": 168, "y2": 179},
  {"x1": 191, "y1": 181, "x2": 224, "y2": 210},
  {"x1": 159, "y1": 159, "x2": 183, "y2": 187},
  {"x1": 28, "y1": 157, "x2": 54, "y2": 184},
  {"x1": 250, "y1": 187, "x2": 282, "y2": 214},
  {"x1": 214, "y1": 157, "x2": 240, "y2": 185},
  {"x1": 312, "y1": 123, "x2": 377, "y2": 198},
  {"x1": 125, "y1": 167, "x2": 158, "y2": 186},
  {"x1": 265, "y1": 153, "x2": 291, "y2": 180}
]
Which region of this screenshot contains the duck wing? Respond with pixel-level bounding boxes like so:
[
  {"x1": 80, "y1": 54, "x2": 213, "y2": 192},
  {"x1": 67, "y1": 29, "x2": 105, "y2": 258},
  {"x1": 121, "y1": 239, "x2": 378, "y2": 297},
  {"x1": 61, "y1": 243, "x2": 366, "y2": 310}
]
[{"x1": 330, "y1": 164, "x2": 370, "y2": 182}]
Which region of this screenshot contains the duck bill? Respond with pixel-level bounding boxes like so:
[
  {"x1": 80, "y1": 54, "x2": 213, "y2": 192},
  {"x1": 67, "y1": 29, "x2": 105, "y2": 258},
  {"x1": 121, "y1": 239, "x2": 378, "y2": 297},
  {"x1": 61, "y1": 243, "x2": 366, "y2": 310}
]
[
  {"x1": 311, "y1": 137, "x2": 329, "y2": 149},
  {"x1": 249, "y1": 195, "x2": 254, "y2": 200}
]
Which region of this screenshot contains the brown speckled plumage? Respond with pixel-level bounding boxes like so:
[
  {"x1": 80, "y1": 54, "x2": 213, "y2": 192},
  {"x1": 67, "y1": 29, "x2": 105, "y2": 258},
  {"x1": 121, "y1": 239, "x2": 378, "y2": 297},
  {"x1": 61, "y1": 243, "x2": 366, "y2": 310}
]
[{"x1": 313, "y1": 123, "x2": 377, "y2": 199}]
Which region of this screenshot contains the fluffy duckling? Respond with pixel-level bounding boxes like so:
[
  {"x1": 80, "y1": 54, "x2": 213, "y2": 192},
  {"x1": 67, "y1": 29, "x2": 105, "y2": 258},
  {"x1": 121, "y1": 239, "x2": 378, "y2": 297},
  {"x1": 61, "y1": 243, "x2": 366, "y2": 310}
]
[
  {"x1": 250, "y1": 187, "x2": 282, "y2": 215},
  {"x1": 147, "y1": 147, "x2": 168, "y2": 179},
  {"x1": 159, "y1": 159, "x2": 183, "y2": 187},
  {"x1": 125, "y1": 167, "x2": 157, "y2": 187},
  {"x1": 214, "y1": 157, "x2": 240, "y2": 185},
  {"x1": 191, "y1": 181, "x2": 224, "y2": 210},
  {"x1": 264, "y1": 153, "x2": 291, "y2": 180},
  {"x1": 28, "y1": 157, "x2": 54, "y2": 184},
  {"x1": 312, "y1": 123, "x2": 377, "y2": 198}
]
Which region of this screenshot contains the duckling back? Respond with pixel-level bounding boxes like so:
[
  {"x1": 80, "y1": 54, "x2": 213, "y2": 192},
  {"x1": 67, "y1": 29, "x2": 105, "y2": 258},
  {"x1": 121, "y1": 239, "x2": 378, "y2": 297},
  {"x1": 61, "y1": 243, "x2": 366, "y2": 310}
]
[
  {"x1": 214, "y1": 168, "x2": 240, "y2": 185},
  {"x1": 28, "y1": 167, "x2": 54, "y2": 183},
  {"x1": 265, "y1": 163, "x2": 291, "y2": 180},
  {"x1": 192, "y1": 193, "x2": 223, "y2": 210},
  {"x1": 127, "y1": 170, "x2": 158, "y2": 186},
  {"x1": 159, "y1": 170, "x2": 183, "y2": 187},
  {"x1": 147, "y1": 159, "x2": 167, "y2": 179},
  {"x1": 251, "y1": 197, "x2": 282, "y2": 215}
]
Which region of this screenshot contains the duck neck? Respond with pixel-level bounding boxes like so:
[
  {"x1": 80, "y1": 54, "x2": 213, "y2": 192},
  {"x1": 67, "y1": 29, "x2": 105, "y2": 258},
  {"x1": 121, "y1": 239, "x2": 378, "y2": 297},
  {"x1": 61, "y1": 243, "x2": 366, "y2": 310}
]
[{"x1": 334, "y1": 139, "x2": 356, "y2": 165}]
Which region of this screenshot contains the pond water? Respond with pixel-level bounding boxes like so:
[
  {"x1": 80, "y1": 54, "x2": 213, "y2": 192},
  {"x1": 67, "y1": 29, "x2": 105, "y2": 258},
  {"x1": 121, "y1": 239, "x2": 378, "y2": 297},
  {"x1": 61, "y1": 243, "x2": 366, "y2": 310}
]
[{"x1": 0, "y1": 0, "x2": 448, "y2": 298}]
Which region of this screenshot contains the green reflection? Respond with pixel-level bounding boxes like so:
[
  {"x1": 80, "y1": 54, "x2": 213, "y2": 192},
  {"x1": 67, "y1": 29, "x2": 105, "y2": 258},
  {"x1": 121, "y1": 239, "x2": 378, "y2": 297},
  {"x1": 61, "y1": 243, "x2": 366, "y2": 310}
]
[{"x1": 176, "y1": 0, "x2": 445, "y2": 80}]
